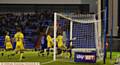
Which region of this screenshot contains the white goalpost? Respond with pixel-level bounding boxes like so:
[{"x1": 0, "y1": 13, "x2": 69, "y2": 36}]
[
  {"x1": 53, "y1": 12, "x2": 103, "y2": 62},
  {"x1": 54, "y1": 13, "x2": 57, "y2": 61}
]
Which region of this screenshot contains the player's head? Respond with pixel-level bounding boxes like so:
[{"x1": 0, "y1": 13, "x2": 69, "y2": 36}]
[
  {"x1": 58, "y1": 32, "x2": 62, "y2": 35},
  {"x1": 5, "y1": 31, "x2": 9, "y2": 35},
  {"x1": 47, "y1": 31, "x2": 51, "y2": 35},
  {"x1": 16, "y1": 27, "x2": 22, "y2": 32}
]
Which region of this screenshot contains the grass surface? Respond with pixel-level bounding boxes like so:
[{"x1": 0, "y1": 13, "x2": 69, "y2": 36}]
[{"x1": 0, "y1": 51, "x2": 119, "y2": 65}]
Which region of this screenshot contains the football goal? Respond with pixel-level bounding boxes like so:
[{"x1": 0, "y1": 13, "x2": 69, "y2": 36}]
[{"x1": 53, "y1": 13, "x2": 104, "y2": 62}]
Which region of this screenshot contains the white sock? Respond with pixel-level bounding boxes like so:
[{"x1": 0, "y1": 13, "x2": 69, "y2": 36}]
[{"x1": 19, "y1": 53, "x2": 23, "y2": 61}]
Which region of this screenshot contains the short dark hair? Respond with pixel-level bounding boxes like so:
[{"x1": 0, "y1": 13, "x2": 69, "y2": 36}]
[
  {"x1": 16, "y1": 27, "x2": 21, "y2": 32},
  {"x1": 4, "y1": 31, "x2": 8, "y2": 35},
  {"x1": 58, "y1": 32, "x2": 62, "y2": 35},
  {"x1": 47, "y1": 31, "x2": 51, "y2": 35}
]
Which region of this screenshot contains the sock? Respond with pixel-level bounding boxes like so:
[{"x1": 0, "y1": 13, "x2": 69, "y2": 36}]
[
  {"x1": 19, "y1": 53, "x2": 23, "y2": 61},
  {"x1": 1, "y1": 53, "x2": 4, "y2": 56},
  {"x1": 61, "y1": 50, "x2": 64, "y2": 56}
]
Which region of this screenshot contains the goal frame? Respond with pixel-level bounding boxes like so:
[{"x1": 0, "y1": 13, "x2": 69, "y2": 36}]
[{"x1": 53, "y1": 12, "x2": 103, "y2": 61}]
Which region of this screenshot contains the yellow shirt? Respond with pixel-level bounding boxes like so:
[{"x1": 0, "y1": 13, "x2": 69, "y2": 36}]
[
  {"x1": 5, "y1": 35, "x2": 13, "y2": 49},
  {"x1": 47, "y1": 35, "x2": 53, "y2": 48},
  {"x1": 5, "y1": 35, "x2": 11, "y2": 43},
  {"x1": 56, "y1": 35, "x2": 63, "y2": 48},
  {"x1": 14, "y1": 32, "x2": 24, "y2": 45}
]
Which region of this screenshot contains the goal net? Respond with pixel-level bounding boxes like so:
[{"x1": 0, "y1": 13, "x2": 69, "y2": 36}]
[{"x1": 53, "y1": 13, "x2": 104, "y2": 62}]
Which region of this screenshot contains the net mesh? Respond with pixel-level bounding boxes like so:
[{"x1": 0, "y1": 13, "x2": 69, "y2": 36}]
[{"x1": 72, "y1": 22, "x2": 96, "y2": 48}]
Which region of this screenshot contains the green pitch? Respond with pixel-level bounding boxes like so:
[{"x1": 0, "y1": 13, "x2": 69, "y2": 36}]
[{"x1": 0, "y1": 51, "x2": 119, "y2": 65}]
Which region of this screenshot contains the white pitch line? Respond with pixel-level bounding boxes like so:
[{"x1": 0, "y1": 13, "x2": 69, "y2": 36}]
[{"x1": 41, "y1": 60, "x2": 55, "y2": 65}]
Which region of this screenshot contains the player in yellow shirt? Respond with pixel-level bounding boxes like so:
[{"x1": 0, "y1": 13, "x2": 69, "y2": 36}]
[
  {"x1": 47, "y1": 33, "x2": 53, "y2": 48},
  {"x1": 14, "y1": 28, "x2": 24, "y2": 51},
  {"x1": 13, "y1": 28, "x2": 25, "y2": 60},
  {"x1": 46, "y1": 32, "x2": 53, "y2": 56},
  {"x1": 1, "y1": 31, "x2": 13, "y2": 57},
  {"x1": 4, "y1": 31, "x2": 13, "y2": 50},
  {"x1": 56, "y1": 32, "x2": 64, "y2": 48}
]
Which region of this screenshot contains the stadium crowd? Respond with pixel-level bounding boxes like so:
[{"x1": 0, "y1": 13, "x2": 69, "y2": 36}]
[{"x1": 0, "y1": 11, "x2": 53, "y2": 35}]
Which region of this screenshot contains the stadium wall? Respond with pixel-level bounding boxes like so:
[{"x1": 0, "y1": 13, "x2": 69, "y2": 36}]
[
  {"x1": 0, "y1": 4, "x2": 89, "y2": 13},
  {"x1": 0, "y1": 0, "x2": 97, "y2": 13}
]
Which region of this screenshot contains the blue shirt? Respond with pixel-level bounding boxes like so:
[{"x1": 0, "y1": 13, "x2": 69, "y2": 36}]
[{"x1": 41, "y1": 36, "x2": 45, "y2": 45}]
